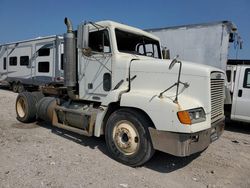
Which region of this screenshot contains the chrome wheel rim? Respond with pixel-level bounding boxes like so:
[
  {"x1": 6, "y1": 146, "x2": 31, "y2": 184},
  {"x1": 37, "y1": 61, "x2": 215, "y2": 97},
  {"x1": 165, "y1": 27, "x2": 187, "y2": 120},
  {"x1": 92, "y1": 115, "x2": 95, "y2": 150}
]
[
  {"x1": 16, "y1": 98, "x2": 26, "y2": 118},
  {"x1": 112, "y1": 120, "x2": 140, "y2": 155}
]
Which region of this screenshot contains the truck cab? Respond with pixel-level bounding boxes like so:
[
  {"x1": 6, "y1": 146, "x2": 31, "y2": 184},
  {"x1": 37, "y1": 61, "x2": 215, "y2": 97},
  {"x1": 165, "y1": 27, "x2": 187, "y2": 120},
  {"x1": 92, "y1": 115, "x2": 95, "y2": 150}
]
[{"x1": 77, "y1": 21, "x2": 162, "y2": 101}]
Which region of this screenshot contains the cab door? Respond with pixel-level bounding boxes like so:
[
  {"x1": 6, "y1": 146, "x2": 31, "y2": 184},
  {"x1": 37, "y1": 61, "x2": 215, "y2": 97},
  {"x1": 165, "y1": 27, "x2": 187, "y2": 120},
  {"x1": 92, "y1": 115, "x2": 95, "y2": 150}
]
[
  {"x1": 34, "y1": 42, "x2": 54, "y2": 85},
  {"x1": 231, "y1": 66, "x2": 250, "y2": 122},
  {"x1": 81, "y1": 29, "x2": 112, "y2": 101}
]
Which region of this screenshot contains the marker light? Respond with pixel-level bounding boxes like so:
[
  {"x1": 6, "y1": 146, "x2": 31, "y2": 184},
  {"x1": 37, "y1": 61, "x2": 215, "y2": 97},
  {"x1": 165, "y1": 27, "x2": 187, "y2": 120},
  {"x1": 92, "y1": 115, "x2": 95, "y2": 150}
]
[
  {"x1": 177, "y1": 108, "x2": 206, "y2": 125},
  {"x1": 177, "y1": 111, "x2": 192, "y2": 125}
]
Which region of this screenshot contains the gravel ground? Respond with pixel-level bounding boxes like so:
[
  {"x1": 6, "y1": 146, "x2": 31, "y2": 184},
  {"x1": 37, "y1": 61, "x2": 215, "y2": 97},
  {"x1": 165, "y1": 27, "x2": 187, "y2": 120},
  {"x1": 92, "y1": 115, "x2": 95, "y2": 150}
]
[{"x1": 0, "y1": 87, "x2": 250, "y2": 188}]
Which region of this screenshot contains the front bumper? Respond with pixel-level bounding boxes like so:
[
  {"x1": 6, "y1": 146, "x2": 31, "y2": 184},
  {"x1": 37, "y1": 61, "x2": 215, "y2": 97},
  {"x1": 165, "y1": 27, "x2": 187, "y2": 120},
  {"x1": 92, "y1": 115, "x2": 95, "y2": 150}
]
[{"x1": 148, "y1": 117, "x2": 225, "y2": 157}]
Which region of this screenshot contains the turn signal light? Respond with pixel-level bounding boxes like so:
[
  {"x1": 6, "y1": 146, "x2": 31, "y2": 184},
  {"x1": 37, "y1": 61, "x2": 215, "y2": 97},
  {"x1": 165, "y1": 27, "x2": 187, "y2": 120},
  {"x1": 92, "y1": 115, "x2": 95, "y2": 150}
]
[{"x1": 177, "y1": 111, "x2": 192, "y2": 125}]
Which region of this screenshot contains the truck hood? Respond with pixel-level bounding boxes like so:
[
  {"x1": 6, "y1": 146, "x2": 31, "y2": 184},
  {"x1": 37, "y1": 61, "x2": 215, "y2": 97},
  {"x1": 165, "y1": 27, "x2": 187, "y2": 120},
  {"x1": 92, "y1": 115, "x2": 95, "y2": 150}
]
[
  {"x1": 130, "y1": 58, "x2": 223, "y2": 78},
  {"x1": 128, "y1": 58, "x2": 224, "y2": 113}
]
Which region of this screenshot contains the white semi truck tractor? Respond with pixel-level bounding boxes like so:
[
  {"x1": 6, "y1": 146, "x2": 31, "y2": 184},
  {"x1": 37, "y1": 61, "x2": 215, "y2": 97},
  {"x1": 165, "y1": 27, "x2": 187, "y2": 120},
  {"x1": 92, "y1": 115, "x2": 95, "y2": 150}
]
[{"x1": 15, "y1": 18, "x2": 225, "y2": 167}]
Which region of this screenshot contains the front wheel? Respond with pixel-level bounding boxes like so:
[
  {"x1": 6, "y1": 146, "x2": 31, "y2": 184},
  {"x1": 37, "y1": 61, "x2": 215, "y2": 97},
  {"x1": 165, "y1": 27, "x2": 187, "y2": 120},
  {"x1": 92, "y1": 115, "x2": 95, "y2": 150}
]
[{"x1": 105, "y1": 109, "x2": 155, "y2": 167}]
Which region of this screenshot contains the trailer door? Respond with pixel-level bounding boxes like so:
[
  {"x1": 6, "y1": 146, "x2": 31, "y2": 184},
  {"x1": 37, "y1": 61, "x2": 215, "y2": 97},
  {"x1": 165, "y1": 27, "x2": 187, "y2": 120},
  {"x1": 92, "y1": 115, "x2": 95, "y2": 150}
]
[
  {"x1": 231, "y1": 66, "x2": 250, "y2": 122},
  {"x1": 34, "y1": 43, "x2": 54, "y2": 85},
  {"x1": 0, "y1": 56, "x2": 7, "y2": 82}
]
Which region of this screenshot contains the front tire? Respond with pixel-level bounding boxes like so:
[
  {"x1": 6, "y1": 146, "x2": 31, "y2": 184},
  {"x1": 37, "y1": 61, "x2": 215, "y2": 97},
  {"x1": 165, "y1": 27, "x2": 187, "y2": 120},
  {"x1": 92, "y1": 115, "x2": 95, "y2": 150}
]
[{"x1": 105, "y1": 109, "x2": 155, "y2": 167}]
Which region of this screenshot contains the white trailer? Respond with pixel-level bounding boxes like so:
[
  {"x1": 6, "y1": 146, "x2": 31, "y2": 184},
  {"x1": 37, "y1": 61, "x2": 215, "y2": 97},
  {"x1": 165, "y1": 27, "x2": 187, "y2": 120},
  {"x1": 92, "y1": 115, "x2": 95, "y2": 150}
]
[
  {"x1": 15, "y1": 18, "x2": 225, "y2": 167},
  {"x1": 146, "y1": 21, "x2": 239, "y2": 71},
  {"x1": 0, "y1": 35, "x2": 64, "y2": 92},
  {"x1": 147, "y1": 21, "x2": 250, "y2": 123}
]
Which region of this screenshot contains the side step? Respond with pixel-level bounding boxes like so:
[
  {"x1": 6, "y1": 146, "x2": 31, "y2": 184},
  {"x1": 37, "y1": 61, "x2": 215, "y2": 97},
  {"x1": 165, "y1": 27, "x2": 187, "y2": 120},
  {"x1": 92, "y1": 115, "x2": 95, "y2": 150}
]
[
  {"x1": 51, "y1": 105, "x2": 98, "y2": 137},
  {"x1": 52, "y1": 121, "x2": 92, "y2": 136}
]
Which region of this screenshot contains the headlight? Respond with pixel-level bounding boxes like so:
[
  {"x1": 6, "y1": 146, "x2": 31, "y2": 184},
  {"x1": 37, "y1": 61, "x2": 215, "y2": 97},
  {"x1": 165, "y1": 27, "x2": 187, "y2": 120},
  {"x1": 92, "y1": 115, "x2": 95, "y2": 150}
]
[{"x1": 177, "y1": 108, "x2": 206, "y2": 125}]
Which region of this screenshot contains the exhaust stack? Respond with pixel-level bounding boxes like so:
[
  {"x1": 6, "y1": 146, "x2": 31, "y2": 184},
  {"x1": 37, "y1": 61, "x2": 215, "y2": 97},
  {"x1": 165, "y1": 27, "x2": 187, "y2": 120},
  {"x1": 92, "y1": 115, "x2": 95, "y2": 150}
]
[
  {"x1": 64, "y1": 17, "x2": 73, "y2": 33},
  {"x1": 64, "y1": 17, "x2": 77, "y2": 99}
]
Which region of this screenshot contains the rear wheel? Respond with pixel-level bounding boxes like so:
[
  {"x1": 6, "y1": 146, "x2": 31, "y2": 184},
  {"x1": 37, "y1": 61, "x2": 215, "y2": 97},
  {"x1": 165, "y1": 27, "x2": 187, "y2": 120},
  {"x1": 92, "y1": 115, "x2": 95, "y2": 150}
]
[
  {"x1": 105, "y1": 109, "x2": 155, "y2": 167},
  {"x1": 16, "y1": 92, "x2": 37, "y2": 123},
  {"x1": 31, "y1": 91, "x2": 44, "y2": 103},
  {"x1": 12, "y1": 82, "x2": 18, "y2": 93},
  {"x1": 17, "y1": 83, "x2": 25, "y2": 93}
]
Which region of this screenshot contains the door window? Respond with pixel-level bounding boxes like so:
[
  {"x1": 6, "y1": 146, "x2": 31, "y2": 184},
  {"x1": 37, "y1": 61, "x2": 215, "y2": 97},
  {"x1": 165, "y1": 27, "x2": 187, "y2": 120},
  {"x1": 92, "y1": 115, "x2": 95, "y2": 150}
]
[
  {"x1": 243, "y1": 68, "x2": 250, "y2": 88},
  {"x1": 89, "y1": 30, "x2": 111, "y2": 53},
  {"x1": 38, "y1": 61, "x2": 50, "y2": 72}
]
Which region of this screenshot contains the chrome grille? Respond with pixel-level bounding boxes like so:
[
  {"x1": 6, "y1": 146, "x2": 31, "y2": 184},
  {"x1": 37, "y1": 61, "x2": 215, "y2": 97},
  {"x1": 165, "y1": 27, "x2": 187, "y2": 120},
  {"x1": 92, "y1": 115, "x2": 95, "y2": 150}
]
[{"x1": 211, "y1": 73, "x2": 225, "y2": 123}]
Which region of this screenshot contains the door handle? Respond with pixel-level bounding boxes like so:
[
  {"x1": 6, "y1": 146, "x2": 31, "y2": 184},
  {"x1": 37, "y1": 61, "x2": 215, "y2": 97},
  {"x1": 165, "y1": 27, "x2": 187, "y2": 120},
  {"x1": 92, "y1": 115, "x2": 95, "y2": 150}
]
[{"x1": 238, "y1": 89, "x2": 242, "y2": 97}]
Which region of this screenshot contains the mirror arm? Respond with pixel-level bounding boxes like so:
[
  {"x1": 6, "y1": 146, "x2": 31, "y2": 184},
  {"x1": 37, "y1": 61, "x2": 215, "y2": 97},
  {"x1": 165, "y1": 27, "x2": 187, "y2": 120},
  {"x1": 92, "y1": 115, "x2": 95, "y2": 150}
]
[{"x1": 174, "y1": 61, "x2": 182, "y2": 103}]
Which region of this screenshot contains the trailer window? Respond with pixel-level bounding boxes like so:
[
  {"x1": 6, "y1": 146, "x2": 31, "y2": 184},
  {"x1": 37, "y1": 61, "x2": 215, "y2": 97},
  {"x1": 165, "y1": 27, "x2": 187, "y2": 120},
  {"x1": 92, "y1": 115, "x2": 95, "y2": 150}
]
[
  {"x1": 20, "y1": 56, "x2": 29, "y2": 66},
  {"x1": 243, "y1": 68, "x2": 250, "y2": 88},
  {"x1": 3, "y1": 57, "x2": 6, "y2": 70},
  {"x1": 9, "y1": 57, "x2": 17, "y2": 66},
  {"x1": 38, "y1": 48, "x2": 50, "y2": 56},
  {"x1": 38, "y1": 61, "x2": 49, "y2": 72},
  {"x1": 89, "y1": 30, "x2": 111, "y2": 53},
  {"x1": 61, "y1": 54, "x2": 64, "y2": 70}
]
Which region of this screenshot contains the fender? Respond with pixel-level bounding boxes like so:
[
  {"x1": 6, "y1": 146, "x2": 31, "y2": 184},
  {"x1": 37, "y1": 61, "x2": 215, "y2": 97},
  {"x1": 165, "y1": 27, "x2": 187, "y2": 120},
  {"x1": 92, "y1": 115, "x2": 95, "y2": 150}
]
[
  {"x1": 93, "y1": 58, "x2": 139, "y2": 136},
  {"x1": 120, "y1": 90, "x2": 211, "y2": 133}
]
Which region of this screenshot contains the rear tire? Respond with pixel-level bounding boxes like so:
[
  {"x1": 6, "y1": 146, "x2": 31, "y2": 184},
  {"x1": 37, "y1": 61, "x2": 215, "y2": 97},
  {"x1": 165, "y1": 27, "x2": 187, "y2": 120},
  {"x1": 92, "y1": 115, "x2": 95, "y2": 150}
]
[
  {"x1": 16, "y1": 92, "x2": 37, "y2": 123},
  {"x1": 31, "y1": 91, "x2": 44, "y2": 103},
  {"x1": 17, "y1": 83, "x2": 25, "y2": 93},
  {"x1": 12, "y1": 82, "x2": 18, "y2": 93},
  {"x1": 36, "y1": 97, "x2": 56, "y2": 122},
  {"x1": 105, "y1": 109, "x2": 155, "y2": 167}
]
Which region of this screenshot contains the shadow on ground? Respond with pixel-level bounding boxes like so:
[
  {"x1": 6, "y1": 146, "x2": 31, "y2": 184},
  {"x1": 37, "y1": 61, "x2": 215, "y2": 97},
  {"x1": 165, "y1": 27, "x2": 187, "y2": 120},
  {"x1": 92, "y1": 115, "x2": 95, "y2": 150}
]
[
  {"x1": 37, "y1": 121, "x2": 107, "y2": 153},
  {"x1": 0, "y1": 85, "x2": 10, "y2": 91},
  {"x1": 144, "y1": 151, "x2": 200, "y2": 173},
  {"x1": 225, "y1": 120, "x2": 250, "y2": 134},
  {"x1": 34, "y1": 121, "x2": 200, "y2": 173}
]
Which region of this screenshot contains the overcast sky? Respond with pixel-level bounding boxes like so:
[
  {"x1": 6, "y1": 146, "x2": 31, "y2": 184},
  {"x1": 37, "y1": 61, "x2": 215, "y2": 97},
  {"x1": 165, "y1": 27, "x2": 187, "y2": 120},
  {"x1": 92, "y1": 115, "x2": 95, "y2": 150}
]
[{"x1": 0, "y1": 0, "x2": 249, "y2": 59}]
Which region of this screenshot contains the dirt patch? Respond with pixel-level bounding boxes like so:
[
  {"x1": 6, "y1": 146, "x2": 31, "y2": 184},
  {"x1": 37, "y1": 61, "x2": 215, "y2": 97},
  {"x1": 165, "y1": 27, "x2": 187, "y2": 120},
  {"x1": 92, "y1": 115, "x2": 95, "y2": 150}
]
[
  {"x1": 11, "y1": 122, "x2": 39, "y2": 129},
  {"x1": 0, "y1": 89, "x2": 250, "y2": 188}
]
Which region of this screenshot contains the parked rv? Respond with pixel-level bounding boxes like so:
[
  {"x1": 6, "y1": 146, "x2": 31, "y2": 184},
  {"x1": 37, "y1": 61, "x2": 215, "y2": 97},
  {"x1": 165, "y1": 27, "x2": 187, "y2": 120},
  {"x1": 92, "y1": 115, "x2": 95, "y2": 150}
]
[
  {"x1": 15, "y1": 18, "x2": 225, "y2": 166},
  {"x1": 0, "y1": 36, "x2": 64, "y2": 92},
  {"x1": 147, "y1": 21, "x2": 250, "y2": 123}
]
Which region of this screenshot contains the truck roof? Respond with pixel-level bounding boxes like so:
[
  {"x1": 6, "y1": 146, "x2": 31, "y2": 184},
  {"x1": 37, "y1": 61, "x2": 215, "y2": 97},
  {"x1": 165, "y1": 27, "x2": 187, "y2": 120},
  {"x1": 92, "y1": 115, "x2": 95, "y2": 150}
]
[
  {"x1": 0, "y1": 35, "x2": 63, "y2": 47},
  {"x1": 93, "y1": 20, "x2": 161, "y2": 41}
]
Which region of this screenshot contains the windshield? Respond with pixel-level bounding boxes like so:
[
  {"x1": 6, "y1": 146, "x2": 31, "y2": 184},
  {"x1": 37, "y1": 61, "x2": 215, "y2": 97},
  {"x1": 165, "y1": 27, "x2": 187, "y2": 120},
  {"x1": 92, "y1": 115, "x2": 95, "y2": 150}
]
[{"x1": 115, "y1": 29, "x2": 161, "y2": 59}]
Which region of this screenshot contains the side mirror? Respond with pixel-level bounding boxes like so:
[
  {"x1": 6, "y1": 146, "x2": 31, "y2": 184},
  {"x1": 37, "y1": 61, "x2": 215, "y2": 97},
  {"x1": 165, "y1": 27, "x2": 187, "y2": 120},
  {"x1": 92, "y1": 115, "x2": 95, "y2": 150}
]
[
  {"x1": 77, "y1": 23, "x2": 91, "y2": 56},
  {"x1": 83, "y1": 24, "x2": 89, "y2": 48},
  {"x1": 162, "y1": 47, "x2": 170, "y2": 59},
  {"x1": 77, "y1": 23, "x2": 89, "y2": 49},
  {"x1": 169, "y1": 55, "x2": 179, "y2": 70}
]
